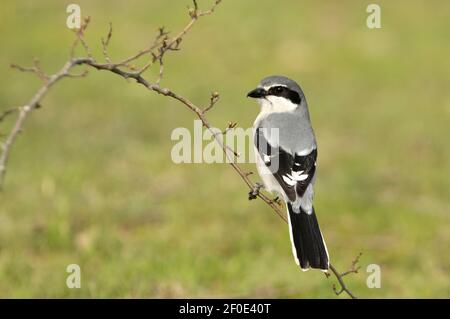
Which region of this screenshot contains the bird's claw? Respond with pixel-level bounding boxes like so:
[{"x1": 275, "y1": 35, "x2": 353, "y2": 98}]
[
  {"x1": 270, "y1": 196, "x2": 282, "y2": 206},
  {"x1": 248, "y1": 183, "x2": 264, "y2": 200}
]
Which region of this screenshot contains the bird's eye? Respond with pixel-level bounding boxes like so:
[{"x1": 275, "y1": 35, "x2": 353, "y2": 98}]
[{"x1": 270, "y1": 86, "x2": 284, "y2": 95}]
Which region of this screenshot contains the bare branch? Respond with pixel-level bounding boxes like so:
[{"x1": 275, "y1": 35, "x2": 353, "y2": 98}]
[
  {"x1": 101, "y1": 22, "x2": 113, "y2": 63},
  {"x1": 203, "y1": 91, "x2": 220, "y2": 114},
  {"x1": 326, "y1": 252, "x2": 362, "y2": 298},
  {"x1": 69, "y1": 16, "x2": 92, "y2": 59},
  {"x1": 10, "y1": 58, "x2": 50, "y2": 83},
  {"x1": 111, "y1": 27, "x2": 168, "y2": 69},
  {"x1": 340, "y1": 252, "x2": 362, "y2": 277},
  {"x1": 77, "y1": 16, "x2": 93, "y2": 58},
  {"x1": 0, "y1": 58, "x2": 92, "y2": 186}
]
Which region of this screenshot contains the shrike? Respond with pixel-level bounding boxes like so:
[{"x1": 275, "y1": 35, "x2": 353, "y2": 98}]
[{"x1": 247, "y1": 75, "x2": 329, "y2": 271}]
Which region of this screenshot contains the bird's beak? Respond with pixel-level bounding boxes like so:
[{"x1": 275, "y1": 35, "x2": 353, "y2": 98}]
[{"x1": 247, "y1": 87, "x2": 266, "y2": 99}]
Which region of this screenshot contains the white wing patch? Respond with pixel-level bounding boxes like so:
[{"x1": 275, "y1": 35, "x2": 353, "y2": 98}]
[
  {"x1": 291, "y1": 170, "x2": 309, "y2": 181},
  {"x1": 282, "y1": 175, "x2": 296, "y2": 186},
  {"x1": 282, "y1": 170, "x2": 309, "y2": 186}
]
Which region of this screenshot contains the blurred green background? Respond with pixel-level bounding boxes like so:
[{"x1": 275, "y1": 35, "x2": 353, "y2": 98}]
[{"x1": 0, "y1": 0, "x2": 449, "y2": 298}]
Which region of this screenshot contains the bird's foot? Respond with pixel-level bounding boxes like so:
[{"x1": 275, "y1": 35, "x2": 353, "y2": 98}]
[
  {"x1": 270, "y1": 196, "x2": 282, "y2": 206},
  {"x1": 248, "y1": 183, "x2": 264, "y2": 200}
]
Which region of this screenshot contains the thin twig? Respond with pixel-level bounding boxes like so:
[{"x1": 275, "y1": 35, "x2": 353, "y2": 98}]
[
  {"x1": 0, "y1": 107, "x2": 19, "y2": 123},
  {"x1": 10, "y1": 58, "x2": 49, "y2": 83},
  {"x1": 101, "y1": 22, "x2": 113, "y2": 63},
  {"x1": 0, "y1": 58, "x2": 92, "y2": 186},
  {"x1": 203, "y1": 91, "x2": 220, "y2": 113},
  {"x1": 77, "y1": 16, "x2": 93, "y2": 58},
  {"x1": 155, "y1": 56, "x2": 164, "y2": 86}
]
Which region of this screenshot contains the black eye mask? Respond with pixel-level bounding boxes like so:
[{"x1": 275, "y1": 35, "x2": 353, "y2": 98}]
[{"x1": 267, "y1": 86, "x2": 301, "y2": 104}]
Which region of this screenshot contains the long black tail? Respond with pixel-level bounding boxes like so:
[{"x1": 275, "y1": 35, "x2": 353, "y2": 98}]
[{"x1": 287, "y1": 203, "x2": 329, "y2": 271}]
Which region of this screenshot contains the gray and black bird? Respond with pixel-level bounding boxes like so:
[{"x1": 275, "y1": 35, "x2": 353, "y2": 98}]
[{"x1": 247, "y1": 75, "x2": 329, "y2": 271}]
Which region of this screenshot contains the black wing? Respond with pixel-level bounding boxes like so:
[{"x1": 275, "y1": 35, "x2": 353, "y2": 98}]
[{"x1": 255, "y1": 127, "x2": 317, "y2": 202}]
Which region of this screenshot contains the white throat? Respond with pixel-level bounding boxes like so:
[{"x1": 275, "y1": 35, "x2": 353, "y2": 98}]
[{"x1": 258, "y1": 95, "x2": 298, "y2": 116}]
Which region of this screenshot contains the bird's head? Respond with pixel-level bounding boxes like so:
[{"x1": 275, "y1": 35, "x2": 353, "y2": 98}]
[{"x1": 247, "y1": 75, "x2": 306, "y2": 113}]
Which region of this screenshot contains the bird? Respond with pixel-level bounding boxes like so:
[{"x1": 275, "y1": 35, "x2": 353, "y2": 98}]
[{"x1": 247, "y1": 75, "x2": 329, "y2": 271}]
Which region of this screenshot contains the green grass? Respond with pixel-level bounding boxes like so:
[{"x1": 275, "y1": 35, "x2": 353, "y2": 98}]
[{"x1": 0, "y1": 0, "x2": 449, "y2": 298}]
